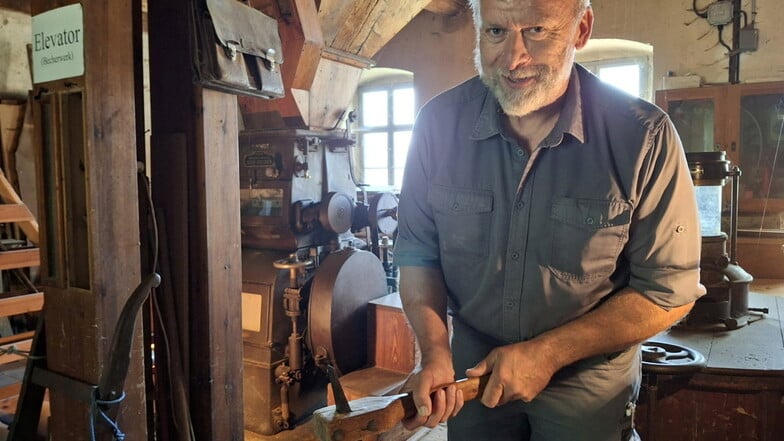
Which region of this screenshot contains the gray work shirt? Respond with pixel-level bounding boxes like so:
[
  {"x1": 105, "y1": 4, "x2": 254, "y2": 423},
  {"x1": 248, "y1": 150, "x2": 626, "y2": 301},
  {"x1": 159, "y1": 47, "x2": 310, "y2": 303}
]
[{"x1": 394, "y1": 65, "x2": 705, "y2": 345}]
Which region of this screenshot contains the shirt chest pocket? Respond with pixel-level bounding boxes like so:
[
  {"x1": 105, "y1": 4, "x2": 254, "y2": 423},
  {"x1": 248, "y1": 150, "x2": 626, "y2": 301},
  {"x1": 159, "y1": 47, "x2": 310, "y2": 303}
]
[
  {"x1": 428, "y1": 185, "x2": 494, "y2": 258},
  {"x1": 549, "y1": 197, "x2": 631, "y2": 282}
]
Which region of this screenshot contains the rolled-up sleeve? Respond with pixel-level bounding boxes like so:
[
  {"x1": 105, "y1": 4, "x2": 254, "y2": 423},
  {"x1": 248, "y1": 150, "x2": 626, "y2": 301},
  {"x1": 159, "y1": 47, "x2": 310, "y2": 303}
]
[
  {"x1": 394, "y1": 110, "x2": 442, "y2": 268},
  {"x1": 625, "y1": 116, "x2": 706, "y2": 308}
]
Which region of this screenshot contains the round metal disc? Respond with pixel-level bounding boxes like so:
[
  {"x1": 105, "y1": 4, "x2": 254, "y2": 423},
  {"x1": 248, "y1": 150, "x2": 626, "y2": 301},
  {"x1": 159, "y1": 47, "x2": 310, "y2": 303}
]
[
  {"x1": 319, "y1": 192, "x2": 354, "y2": 234},
  {"x1": 307, "y1": 248, "x2": 387, "y2": 375},
  {"x1": 369, "y1": 192, "x2": 399, "y2": 236}
]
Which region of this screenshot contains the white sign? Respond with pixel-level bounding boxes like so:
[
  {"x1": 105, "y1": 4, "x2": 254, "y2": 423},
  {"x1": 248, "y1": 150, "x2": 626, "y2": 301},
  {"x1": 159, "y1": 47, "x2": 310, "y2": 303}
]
[{"x1": 31, "y1": 4, "x2": 85, "y2": 84}]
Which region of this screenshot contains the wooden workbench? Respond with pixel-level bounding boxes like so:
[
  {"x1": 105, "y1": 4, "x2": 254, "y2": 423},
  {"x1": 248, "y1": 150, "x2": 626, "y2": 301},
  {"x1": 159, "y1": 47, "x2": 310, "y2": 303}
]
[{"x1": 636, "y1": 288, "x2": 784, "y2": 441}]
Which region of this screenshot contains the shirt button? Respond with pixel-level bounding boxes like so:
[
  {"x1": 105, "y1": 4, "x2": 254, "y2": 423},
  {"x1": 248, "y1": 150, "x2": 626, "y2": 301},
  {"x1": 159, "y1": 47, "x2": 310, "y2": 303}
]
[
  {"x1": 585, "y1": 216, "x2": 594, "y2": 225},
  {"x1": 506, "y1": 301, "x2": 515, "y2": 309},
  {"x1": 452, "y1": 203, "x2": 460, "y2": 210},
  {"x1": 675, "y1": 225, "x2": 686, "y2": 233},
  {"x1": 516, "y1": 149, "x2": 525, "y2": 157},
  {"x1": 515, "y1": 201, "x2": 525, "y2": 210},
  {"x1": 511, "y1": 251, "x2": 520, "y2": 260}
]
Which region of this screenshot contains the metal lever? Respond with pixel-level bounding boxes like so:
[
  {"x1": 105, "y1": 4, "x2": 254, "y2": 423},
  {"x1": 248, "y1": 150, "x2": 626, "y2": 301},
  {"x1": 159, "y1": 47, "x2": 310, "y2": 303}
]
[{"x1": 324, "y1": 364, "x2": 352, "y2": 414}]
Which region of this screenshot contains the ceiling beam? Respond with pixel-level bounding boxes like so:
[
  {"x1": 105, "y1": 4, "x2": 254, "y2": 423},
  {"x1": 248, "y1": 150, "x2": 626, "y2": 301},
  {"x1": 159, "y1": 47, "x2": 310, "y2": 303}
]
[
  {"x1": 319, "y1": 0, "x2": 433, "y2": 58},
  {"x1": 424, "y1": 0, "x2": 467, "y2": 16},
  {"x1": 0, "y1": 0, "x2": 30, "y2": 14}
]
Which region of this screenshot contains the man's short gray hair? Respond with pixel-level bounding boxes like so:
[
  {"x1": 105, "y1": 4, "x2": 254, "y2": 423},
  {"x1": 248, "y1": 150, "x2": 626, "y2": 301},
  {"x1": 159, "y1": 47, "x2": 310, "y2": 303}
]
[{"x1": 468, "y1": 0, "x2": 591, "y2": 26}]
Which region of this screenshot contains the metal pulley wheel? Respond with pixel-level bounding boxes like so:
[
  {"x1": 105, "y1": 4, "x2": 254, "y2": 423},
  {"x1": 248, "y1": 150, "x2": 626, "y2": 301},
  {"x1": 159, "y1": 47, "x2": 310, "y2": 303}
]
[
  {"x1": 369, "y1": 192, "x2": 398, "y2": 236},
  {"x1": 319, "y1": 192, "x2": 354, "y2": 234},
  {"x1": 641, "y1": 341, "x2": 706, "y2": 374},
  {"x1": 307, "y1": 248, "x2": 387, "y2": 376}
]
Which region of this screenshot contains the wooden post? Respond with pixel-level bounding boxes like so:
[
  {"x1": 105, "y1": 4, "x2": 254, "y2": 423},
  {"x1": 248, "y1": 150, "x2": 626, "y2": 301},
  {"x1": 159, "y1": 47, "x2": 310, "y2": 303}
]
[
  {"x1": 29, "y1": 0, "x2": 145, "y2": 439},
  {"x1": 148, "y1": 0, "x2": 244, "y2": 440}
]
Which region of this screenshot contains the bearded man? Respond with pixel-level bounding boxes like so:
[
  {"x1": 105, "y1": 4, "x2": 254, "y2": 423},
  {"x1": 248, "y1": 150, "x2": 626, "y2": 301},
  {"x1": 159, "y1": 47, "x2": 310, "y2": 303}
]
[{"x1": 393, "y1": 1, "x2": 705, "y2": 440}]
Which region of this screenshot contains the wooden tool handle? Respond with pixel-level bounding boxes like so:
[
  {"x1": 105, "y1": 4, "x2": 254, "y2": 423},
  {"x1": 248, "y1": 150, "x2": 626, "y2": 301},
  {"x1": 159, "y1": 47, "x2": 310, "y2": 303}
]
[
  {"x1": 434, "y1": 375, "x2": 489, "y2": 402},
  {"x1": 399, "y1": 374, "x2": 490, "y2": 419},
  {"x1": 313, "y1": 375, "x2": 490, "y2": 441}
]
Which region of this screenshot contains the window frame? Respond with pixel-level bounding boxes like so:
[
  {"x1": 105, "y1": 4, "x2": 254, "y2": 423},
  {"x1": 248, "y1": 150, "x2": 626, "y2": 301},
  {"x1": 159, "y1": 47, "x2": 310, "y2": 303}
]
[
  {"x1": 580, "y1": 56, "x2": 652, "y2": 101},
  {"x1": 356, "y1": 81, "x2": 415, "y2": 190}
]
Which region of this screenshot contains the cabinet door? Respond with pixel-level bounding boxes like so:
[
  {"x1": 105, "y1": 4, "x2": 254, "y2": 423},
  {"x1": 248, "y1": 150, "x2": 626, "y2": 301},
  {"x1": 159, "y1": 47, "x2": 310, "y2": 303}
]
[
  {"x1": 656, "y1": 86, "x2": 729, "y2": 154},
  {"x1": 731, "y1": 82, "x2": 784, "y2": 213}
]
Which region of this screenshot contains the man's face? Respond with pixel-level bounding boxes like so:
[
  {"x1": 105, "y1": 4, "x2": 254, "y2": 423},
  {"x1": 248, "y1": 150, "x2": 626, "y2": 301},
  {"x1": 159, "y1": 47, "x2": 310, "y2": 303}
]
[{"x1": 474, "y1": 0, "x2": 593, "y2": 116}]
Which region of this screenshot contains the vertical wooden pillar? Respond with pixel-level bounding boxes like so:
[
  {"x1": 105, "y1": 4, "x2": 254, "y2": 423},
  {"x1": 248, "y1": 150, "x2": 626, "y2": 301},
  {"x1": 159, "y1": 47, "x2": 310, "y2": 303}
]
[
  {"x1": 29, "y1": 0, "x2": 145, "y2": 439},
  {"x1": 148, "y1": 0, "x2": 244, "y2": 439}
]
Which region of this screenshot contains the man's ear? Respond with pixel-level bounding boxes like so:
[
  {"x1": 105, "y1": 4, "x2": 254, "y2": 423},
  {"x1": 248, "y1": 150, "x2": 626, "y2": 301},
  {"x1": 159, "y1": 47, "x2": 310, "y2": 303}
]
[{"x1": 574, "y1": 7, "x2": 594, "y2": 50}]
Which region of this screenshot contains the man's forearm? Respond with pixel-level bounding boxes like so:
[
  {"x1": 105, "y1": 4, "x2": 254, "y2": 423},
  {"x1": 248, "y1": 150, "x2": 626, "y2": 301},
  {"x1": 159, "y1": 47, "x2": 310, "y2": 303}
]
[
  {"x1": 399, "y1": 266, "x2": 453, "y2": 364},
  {"x1": 533, "y1": 288, "x2": 694, "y2": 370}
]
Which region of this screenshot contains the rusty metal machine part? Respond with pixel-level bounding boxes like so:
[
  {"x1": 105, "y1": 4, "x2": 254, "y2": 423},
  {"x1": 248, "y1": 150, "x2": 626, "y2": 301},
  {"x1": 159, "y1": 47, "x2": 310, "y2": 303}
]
[
  {"x1": 239, "y1": 127, "x2": 396, "y2": 435},
  {"x1": 242, "y1": 248, "x2": 387, "y2": 435},
  {"x1": 641, "y1": 341, "x2": 707, "y2": 374},
  {"x1": 308, "y1": 248, "x2": 388, "y2": 376}
]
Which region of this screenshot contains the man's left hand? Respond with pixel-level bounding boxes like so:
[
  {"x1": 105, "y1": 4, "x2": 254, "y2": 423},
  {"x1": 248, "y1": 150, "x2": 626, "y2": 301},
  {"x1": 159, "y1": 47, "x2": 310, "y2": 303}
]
[{"x1": 465, "y1": 340, "x2": 560, "y2": 407}]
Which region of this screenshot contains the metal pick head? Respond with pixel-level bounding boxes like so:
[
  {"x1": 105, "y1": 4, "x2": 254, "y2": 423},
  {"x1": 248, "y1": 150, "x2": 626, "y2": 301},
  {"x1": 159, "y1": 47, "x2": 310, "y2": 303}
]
[{"x1": 324, "y1": 364, "x2": 352, "y2": 414}]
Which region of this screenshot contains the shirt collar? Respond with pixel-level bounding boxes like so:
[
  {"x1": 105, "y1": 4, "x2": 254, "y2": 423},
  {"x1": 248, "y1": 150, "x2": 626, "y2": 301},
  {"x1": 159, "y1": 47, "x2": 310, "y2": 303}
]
[{"x1": 470, "y1": 65, "x2": 586, "y2": 146}]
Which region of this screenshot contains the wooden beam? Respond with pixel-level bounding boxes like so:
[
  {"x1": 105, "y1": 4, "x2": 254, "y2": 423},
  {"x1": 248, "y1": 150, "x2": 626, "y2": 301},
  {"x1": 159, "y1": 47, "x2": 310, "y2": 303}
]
[
  {"x1": 0, "y1": 292, "x2": 43, "y2": 317},
  {"x1": 29, "y1": 0, "x2": 146, "y2": 439},
  {"x1": 0, "y1": 171, "x2": 37, "y2": 245},
  {"x1": 0, "y1": 0, "x2": 30, "y2": 14},
  {"x1": 149, "y1": 0, "x2": 244, "y2": 439},
  {"x1": 424, "y1": 0, "x2": 468, "y2": 15},
  {"x1": 0, "y1": 203, "x2": 35, "y2": 223},
  {"x1": 0, "y1": 248, "x2": 38, "y2": 271},
  {"x1": 319, "y1": 0, "x2": 432, "y2": 58}
]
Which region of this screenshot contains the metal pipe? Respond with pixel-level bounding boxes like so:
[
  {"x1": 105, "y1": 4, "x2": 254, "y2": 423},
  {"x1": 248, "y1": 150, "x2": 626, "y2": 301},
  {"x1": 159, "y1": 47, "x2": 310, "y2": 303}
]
[
  {"x1": 730, "y1": 165, "x2": 741, "y2": 264},
  {"x1": 729, "y1": 0, "x2": 741, "y2": 83}
]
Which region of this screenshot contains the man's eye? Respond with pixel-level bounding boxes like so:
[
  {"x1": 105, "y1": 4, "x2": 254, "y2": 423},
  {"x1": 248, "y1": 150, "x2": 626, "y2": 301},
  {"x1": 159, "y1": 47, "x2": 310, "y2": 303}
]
[
  {"x1": 524, "y1": 27, "x2": 546, "y2": 39},
  {"x1": 486, "y1": 27, "x2": 505, "y2": 38}
]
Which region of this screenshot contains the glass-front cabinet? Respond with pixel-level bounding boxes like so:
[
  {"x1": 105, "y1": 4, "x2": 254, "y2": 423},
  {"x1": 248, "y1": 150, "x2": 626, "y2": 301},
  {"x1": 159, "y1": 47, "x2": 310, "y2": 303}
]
[
  {"x1": 660, "y1": 86, "x2": 728, "y2": 154},
  {"x1": 657, "y1": 81, "x2": 784, "y2": 217}
]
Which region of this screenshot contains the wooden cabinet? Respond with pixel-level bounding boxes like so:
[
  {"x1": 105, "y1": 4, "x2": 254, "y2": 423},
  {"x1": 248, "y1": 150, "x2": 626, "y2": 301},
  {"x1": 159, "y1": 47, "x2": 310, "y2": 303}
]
[
  {"x1": 657, "y1": 82, "x2": 784, "y2": 215},
  {"x1": 636, "y1": 293, "x2": 784, "y2": 441}
]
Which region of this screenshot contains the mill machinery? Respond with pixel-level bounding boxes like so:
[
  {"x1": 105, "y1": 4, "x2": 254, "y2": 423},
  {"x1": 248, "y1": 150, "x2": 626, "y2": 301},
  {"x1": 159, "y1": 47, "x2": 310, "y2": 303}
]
[{"x1": 238, "y1": 127, "x2": 399, "y2": 435}]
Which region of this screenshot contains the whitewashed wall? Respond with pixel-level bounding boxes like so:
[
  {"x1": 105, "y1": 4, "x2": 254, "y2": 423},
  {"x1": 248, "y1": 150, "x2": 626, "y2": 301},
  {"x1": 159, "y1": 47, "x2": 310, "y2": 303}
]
[
  {"x1": 0, "y1": 10, "x2": 32, "y2": 97},
  {"x1": 374, "y1": 0, "x2": 784, "y2": 107}
]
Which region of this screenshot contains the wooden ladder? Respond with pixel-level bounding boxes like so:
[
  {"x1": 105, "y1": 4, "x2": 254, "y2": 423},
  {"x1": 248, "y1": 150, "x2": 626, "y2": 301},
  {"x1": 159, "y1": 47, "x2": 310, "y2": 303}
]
[{"x1": 0, "y1": 99, "x2": 44, "y2": 433}]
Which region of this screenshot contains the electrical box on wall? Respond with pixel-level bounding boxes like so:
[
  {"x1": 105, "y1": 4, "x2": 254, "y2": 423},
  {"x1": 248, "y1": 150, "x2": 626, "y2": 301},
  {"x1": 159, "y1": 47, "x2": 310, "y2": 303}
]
[
  {"x1": 739, "y1": 27, "x2": 759, "y2": 52},
  {"x1": 707, "y1": 1, "x2": 733, "y2": 26}
]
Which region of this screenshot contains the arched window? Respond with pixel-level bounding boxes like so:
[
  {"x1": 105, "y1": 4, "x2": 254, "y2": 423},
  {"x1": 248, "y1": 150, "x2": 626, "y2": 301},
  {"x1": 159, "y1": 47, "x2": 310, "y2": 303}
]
[
  {"x1": 353, "y1": 68, "x2": 415, "y2": 191},
  {"x1": 576, "y1": 39, "x2": 654, "y2": 102}
]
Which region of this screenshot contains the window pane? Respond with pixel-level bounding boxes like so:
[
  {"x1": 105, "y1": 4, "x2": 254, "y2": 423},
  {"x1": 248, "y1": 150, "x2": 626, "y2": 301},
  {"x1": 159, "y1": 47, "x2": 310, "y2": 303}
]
[
  {"x1": 362, "y1": 133, "x2": 388, "y2": 168},
  {"x1": 393, "y1": 87, "x2": 415, "y2": 125},
  {"x1": 394, "y1": 167, "x2": 405, "y2": 189},
  {"x1": 393, "y1": 131, "x2": 411, "y2": 167},
  {"x1": 598, "y1": 64, "x2": 640, "y2": 97},
  {"x1": 364, "y1": 169, "x2": 390, "y2": 186},
  {"x1": 362, "y1": 90, "x2": 389, "y2": 127}
]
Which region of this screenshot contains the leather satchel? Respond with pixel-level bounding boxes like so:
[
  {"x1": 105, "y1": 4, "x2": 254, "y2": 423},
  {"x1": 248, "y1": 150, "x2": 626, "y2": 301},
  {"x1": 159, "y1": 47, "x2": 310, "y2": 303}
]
[{"x1": 190, "y1": 0, "x2": 285, "y2": 99}]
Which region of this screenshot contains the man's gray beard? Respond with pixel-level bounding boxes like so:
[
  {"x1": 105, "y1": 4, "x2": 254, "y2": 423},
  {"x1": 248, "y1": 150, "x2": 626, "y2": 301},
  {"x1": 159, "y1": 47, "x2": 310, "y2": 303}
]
[
  {"x1": 474, "y1": 46, "x2": 552, "y2": 117},
  {"x1": 481, "y1": 68, "x2": 552, "y2": 117}
]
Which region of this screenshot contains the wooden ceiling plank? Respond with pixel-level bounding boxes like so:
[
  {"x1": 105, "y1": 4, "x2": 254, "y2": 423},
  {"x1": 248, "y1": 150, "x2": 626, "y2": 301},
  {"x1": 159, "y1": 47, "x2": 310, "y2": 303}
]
[
  {"x1": 330, "y1": 0, "x2": 381, "y2": 54},
  {"x1": 318, "y1": 0, "x2": 359, "y2": 46},
  {"x1": 354, "y1": 0, "x2": 432, "y2": 58}
]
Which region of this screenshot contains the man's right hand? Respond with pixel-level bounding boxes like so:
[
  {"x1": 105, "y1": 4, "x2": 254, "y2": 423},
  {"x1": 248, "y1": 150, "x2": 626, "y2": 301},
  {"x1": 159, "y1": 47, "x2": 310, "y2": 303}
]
[{"x1": 401, "y1": 354, "x2": 464, "y2": 430}]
